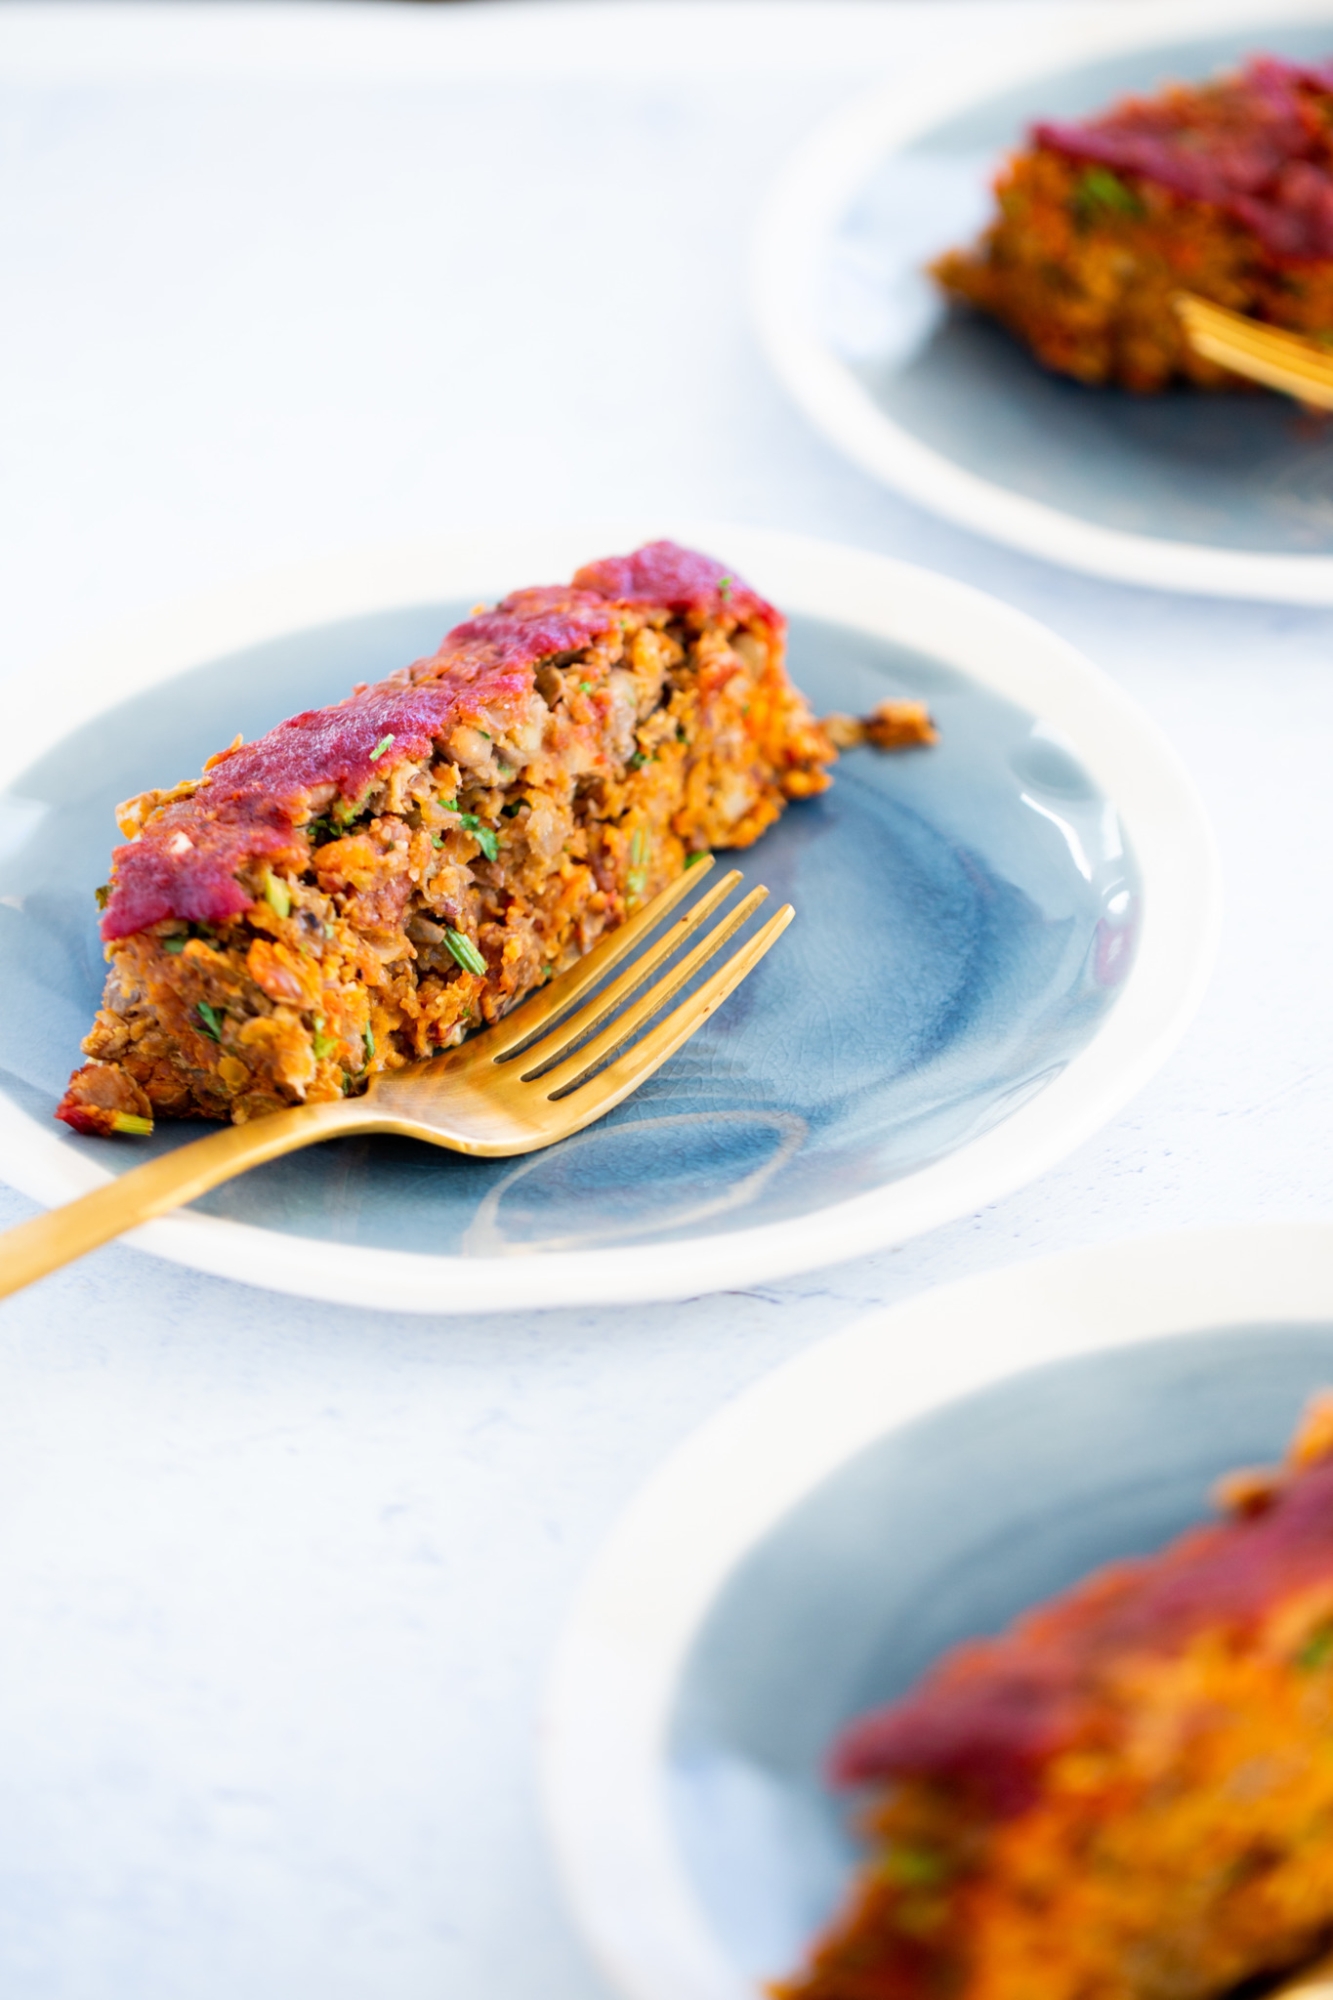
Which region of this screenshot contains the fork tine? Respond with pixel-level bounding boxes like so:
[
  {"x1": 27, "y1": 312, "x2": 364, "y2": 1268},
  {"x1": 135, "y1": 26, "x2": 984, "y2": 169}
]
[
  {"x1": 474, "y1": 856, "x2": 718, "y2": 1060},
  {"x1": 1175, "y1": 292, "x2": 1333, "y2": 408},
  {"x1": 543, "y1": 904, "x2": 795, "y2": 1132},
  {"x1": 1177, "y1": 293, "x2": 1327, "y2": 366},
  {"x1": 512, "y1": 868, "x2": 746, "y2": 1077},
  {"x1": 527, "y1": 884, "x2": 773, "y2": 1095},
  {"x1": 1188, "y1": 309, "x2": 1333, "y2": 378}
]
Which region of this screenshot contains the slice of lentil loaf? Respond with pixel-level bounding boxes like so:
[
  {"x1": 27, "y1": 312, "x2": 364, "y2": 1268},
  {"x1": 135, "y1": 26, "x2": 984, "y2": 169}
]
[
  {"x1": 933, "y1": 56, "x2": 1333, "y2": 392},
  {"x1": 779, "y1": 1395, "x2": 1333, "y2": 2000},
  {"x1": 57, "y1": 542, "x2": 837, "y2": 1135}
]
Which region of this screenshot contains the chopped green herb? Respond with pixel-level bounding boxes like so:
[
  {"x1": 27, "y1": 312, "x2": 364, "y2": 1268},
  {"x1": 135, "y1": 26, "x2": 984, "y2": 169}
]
[
  {"x1": 163, "y1": 935, "x2": 187, "y2": 954},
  {"x1": 627, "y1": 750, "x2": 647, "y2": 770},
  {"x1": 94, "y1": 883, "x2": 110, "y2": 910},
  {"x1": 430, "y1": 833, "x2": 444, "y2": 848},
  {"x1": 364, "y1": 1024, "x2": 375, "y2": 1064},
  {"x1": 477, "y1": 729, "x2": 491, "y2": 741},
  {"x1": 196, "y1": 1001, "x2": 223, "y2": 1042},
  {"x1": 445, "y1": 929, "x2": 487, "y2": 976},
  {"x1": 579, "y1": 681, "x2": 593, "y2": 694},
  {"x1": 630, "y1": 828, "x2": 645, "y2": 868},
  {"x1": 309, "y1": 802, "x2": 360, "y2": 842},
  {"x1": 369, "y1": 733, "x2": 395, "y2": 762},
  {"x1": 311, "y1": 1014, "x2": 335, "y2": 1060},
  {"x1": 718, "y1": 575, "x2": 733, "y2": 598},
  {"x1": 626, "y1": 869, "x2": 647, "y2": 900},
  {"x1": 1298, "y1": 1623, "x2": 1333, "y2": 1672},
  {"x1": 457, "y1": 813, "x2": 499, "y2": 862},
  {"x1": 1074, "y1": 166, "x2": 1144, "y2": 223},
  {"x1": 436, "y1": 801, "x2": 498, "y2": 860},
  {"x1": 110, "y1": 1111, "x2": 153, "y2": 1137},
  {"x1": 501, "y1": 799, "x2": 524, "y2": 817},
  {"x1": 685, "y1": 850, "x2": 709, "y2": 868},
  {"x1": 263, "y1": 872, "x2": 292, "y2": 919}
]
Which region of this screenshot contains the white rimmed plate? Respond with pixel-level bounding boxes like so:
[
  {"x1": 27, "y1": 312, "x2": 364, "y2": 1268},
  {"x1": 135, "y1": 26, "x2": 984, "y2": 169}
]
[
  {"x1": 754, "y1": 0, "x2": 1333, "y2": 602},
  {"x1": 0, "y1": 524, "x2": 1216, "y2": 1311},
  {"x1": 543, "y1": 1223, "x2": 1333, "y2": 2000}
]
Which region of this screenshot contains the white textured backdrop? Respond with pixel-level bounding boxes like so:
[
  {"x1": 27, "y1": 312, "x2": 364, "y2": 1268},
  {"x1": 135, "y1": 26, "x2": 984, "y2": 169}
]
[{"x1": 1, "y1": 5, "x2": 1331, "y2": 1996}]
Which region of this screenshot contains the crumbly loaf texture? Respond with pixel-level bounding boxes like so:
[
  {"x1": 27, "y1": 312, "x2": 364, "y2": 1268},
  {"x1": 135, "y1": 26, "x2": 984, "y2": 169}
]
[
  {"x1": 778, "y1": 1394, "x2": 1333, "y2": 2000},
  {"x1": 58, "y1": 543, "x2": 850, "y2": 1136},
  {"x1": 933, "y1": 57, "x2": 1333, "y2": 392}
]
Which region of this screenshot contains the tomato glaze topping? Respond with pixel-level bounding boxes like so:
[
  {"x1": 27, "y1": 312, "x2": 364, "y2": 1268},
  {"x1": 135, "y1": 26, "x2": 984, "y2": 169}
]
[
  {"x1": 1036, "y1": 56, "x2": 1333, "y2": 262},
  {"x1": 831, "y1": 1454, "x2": 1333, "y2": 1816},
  {"x1": 100, "y1": 543, "x2": 775, "y2": 940}
]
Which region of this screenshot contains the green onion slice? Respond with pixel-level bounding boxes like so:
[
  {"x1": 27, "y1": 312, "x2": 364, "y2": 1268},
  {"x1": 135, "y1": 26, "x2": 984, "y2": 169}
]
[{"x1": 263, "y1": 872, "x2": 292, "y2": 919}]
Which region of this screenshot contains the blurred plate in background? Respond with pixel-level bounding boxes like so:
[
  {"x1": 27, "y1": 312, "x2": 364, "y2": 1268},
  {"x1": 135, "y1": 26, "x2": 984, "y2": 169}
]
[
  {"x1": 544, "y1": 1225, "x2": 1333, "y2": 2000},
  {"x1": 755, "y1": 0, "x2": 1333, "y2": 601}
]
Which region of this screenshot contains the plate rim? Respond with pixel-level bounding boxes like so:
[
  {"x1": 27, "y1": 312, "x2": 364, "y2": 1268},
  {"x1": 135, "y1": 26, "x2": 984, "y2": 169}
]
[
  {"x1": 0, "y1": 520, "x2": 1219, "y2": 1312},
  {"x1": 751, "y1": 0, "x2": 1333, "y2": 604},
  {"x1": 541, "y1": 1221, "x2": 1333, "y2": 2000}
]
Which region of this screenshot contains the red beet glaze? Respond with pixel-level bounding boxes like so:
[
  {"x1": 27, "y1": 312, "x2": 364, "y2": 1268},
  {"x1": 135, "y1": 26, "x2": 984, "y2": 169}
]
[
  {"x1": 571, "y1": 541, "x2": 776, "y2": 630},
  {"x1": 101, "y1": 543, "x2": 776, "y2": 941},
  {"x1": 1035, "y1": 56, "x2": 1333, "y2": 262},
  {"x1": 831, "y1": 1455, "x2": 1333, "y2": 1817}
]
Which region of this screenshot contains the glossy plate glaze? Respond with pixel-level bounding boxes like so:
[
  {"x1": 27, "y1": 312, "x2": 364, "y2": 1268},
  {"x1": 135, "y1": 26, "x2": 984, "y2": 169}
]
[
  {"x1": 543, "y1": 1225, "x2": 1333, "y2": 2000},
  {"x1": 0, "y1": 526, "x2": 1215, "y2": 1311},
  {"x1": 754, "y1": 0, "x2": 1333, "y2": 601}
]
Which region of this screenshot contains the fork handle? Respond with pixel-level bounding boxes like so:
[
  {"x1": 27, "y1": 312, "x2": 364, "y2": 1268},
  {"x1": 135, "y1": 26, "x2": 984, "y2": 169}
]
[{"x1": 0, "y1": 1098, "x2": 370, "y2": 1302}]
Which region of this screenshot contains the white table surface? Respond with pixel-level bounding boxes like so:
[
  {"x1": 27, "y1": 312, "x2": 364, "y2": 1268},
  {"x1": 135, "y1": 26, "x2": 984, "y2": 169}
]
[{"x1": 3, "y1": 4, "x2": 1332, "y2": 1995}]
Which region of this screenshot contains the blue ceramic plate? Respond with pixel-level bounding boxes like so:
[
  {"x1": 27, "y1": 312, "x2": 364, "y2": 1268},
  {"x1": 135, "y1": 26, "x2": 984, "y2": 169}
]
[
  {"x1": 755, "y1": 3, "x2": 1333, "y2": 600},
  {"x1": 544, "y1": 1226, "x2": 1333, "y2": 2000},
  {"x1": 0, "y1": 527, "x2": 1216, "y2": 1310}
]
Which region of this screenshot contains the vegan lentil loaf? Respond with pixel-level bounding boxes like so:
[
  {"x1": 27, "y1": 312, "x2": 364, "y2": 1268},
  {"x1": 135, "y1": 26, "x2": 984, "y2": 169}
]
[
  {"x1": 779, "y1": 1393, "x2": 1333, "y2": 2000},
  {"x1": 933, "y1": 55, "x2": 1333, "y2": 392},
  {"x1": 57, "y1": 542, "x2": 844, "y2": 1136}
]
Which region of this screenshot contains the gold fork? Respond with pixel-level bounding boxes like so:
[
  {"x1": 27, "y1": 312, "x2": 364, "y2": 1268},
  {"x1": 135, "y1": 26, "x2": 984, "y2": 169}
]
[
  {"x1": 1174, "y1": 291, "x2": 1333, "y2": 410},
  {"x1": 0, "y1": 858, "x2": 792, "y2": 1302}
]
